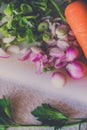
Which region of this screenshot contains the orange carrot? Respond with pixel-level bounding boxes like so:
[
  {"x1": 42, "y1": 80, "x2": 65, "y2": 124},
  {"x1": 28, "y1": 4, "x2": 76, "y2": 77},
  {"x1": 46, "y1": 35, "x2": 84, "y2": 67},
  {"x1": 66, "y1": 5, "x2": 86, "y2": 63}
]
[{"x1": 65, "y1": 0, "x2": 87, "y2": 58}]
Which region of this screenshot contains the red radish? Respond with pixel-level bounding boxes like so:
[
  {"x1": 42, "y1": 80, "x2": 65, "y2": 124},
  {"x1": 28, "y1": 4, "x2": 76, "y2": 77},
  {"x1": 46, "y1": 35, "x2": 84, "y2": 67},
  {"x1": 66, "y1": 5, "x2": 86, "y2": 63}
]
[
  {"x1": 66, "y1": 46, "x2": 79, "y2": 62},
  {"x1": 18, "y1": 50, "x2": 31, "y2": 61},
  {"x1": 66, "y1": 61, "x2": 87, "y2": 79},
  {"x1": 52, "y1": 72, "x2": 66, "y2": 88},
  {"x1": 65, "y1": 0, "x2": 87, "y2": 58}
]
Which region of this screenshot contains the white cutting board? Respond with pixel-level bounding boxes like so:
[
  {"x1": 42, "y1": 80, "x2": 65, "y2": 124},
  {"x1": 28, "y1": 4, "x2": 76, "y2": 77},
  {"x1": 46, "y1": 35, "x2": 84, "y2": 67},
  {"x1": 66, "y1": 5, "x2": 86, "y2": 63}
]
[{"x1": 0, "y1": 54, "x2": 87, "y2": 108}]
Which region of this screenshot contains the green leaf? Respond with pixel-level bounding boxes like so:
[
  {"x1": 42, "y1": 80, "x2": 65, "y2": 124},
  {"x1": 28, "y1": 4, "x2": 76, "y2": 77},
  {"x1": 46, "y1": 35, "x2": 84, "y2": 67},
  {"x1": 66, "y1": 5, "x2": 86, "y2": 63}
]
[
  {"x1": 0, "y1": 97, "x2": 13, "y2": 125},
  {"x1": 0, "y1": 23, "x2": 11, "y2": 37},
  {"x1": 32, "y1": 104, "x2": 68, "y2": 126},
  {"x1": 31, "y1": 0, "x2": 48, "y2": 12},
  {"x1": 26, "y1": 28, "x2": 35, "y2": 43},
  {"x1": 0, "y1": 97, "x2": 11, "y2": 119},
  {"x1": 0, "y1": 125, "x2": 7, "y2": 130},
  {"x1": 4, "y1": 4, "x2": 13, "y2": 16},
  {"x1": 20, "y1": 4, "x2": 33, "y2": 14},
  {"x1": 43, "y1": 66, "x2": 55, "y2": 72}
]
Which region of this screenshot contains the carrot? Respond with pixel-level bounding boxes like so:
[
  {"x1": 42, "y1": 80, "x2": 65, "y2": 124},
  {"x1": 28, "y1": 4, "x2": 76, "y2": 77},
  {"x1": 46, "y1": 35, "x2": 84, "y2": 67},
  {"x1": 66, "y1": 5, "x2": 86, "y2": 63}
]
[{"x1": 65, "y1": 0, "x2": 87, "y2": 58}]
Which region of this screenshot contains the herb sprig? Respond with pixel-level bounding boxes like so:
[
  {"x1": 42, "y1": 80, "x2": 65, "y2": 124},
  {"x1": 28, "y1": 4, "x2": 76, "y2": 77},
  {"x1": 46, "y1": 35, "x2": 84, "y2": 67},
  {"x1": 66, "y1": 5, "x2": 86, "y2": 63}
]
[{"x1": 0, "y1": 97, "x2": 87, "y2": 130}]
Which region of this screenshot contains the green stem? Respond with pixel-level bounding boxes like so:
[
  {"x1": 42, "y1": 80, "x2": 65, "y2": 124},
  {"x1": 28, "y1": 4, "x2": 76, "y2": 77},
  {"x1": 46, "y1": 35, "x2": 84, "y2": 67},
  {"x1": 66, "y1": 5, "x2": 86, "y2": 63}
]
[
  {"x1": 19, "y1": 118, "x2": 87, "y2": 128},
  {"x1": 50, "y1": 0, "x2": 66, "y2": 23},
  {"x1": 62, "y1": 118, "x2": 87, "y2": 129},
  {"x1": 1, "y1": 119, "x2": 87, "y2": 130},
  {"x1": 1, "y1": 125, "x2": 54, "y2": 129},
  {"x1": 26, "y1": 16, "x2": 37, "y2": 19}
]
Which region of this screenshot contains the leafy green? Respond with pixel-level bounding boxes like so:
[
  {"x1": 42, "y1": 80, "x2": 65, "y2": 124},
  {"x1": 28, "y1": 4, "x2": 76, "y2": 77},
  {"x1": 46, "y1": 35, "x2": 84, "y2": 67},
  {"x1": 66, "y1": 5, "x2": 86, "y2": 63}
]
[
  {"x1": 20, "y1": 4, "x2": 33, "y2": 14},
  {"x1": 0, "y1": 97, "x2": 87, "y2": 130},
  {"x1": 32, "y1": 104, "x2": 68, "y2": 127},
  {"x1": 0, "y1": 0, "x2": 66, "y2": 46},
  {"x1": 0, "y1": 97, "x2": 13, "y2": 125},
  {"x1": 43, "y1": 66, "x2": 55, "y2": 72},
  {"x1": 0, "y1": 125, "x2": 6, "y2": 130},
  {"x1": 32, "y1": 104, "x2": 87, "y2": 130}
]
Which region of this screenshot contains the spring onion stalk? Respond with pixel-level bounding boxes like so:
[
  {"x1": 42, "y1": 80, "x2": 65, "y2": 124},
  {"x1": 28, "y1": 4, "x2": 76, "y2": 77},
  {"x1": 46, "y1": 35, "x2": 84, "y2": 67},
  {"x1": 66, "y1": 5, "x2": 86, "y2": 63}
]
[
  {"x1": 55, "y1": 24, "x2": 69, "y2": 38},
  {"x1": 50, "y1": 0, "x2": 66, "y2": 23}
]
